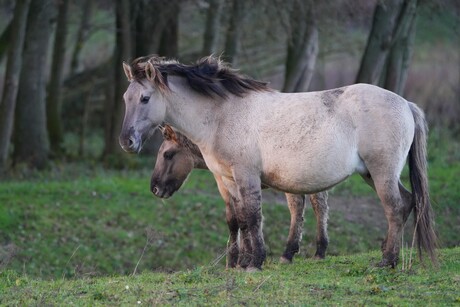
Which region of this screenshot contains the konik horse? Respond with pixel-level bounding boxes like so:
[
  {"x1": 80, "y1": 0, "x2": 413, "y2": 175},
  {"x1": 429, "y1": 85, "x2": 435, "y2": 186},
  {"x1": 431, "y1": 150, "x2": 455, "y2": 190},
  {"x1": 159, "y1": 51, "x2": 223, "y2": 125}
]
[{"x1": 119, "y1": 55, "x2": 437, "y2": 271}]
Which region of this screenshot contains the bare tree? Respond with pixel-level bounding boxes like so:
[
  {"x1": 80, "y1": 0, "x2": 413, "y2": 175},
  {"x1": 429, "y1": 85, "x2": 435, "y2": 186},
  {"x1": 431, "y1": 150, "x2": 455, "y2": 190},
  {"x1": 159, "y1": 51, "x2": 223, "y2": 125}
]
[
  {"x1": 0, "y1": 0, "x2": 31, "y2": 171},
  {"x1": 0, "y1": 20, "x2": 12, "y2": 62},
  {"x1": 202, "y1": 0, "x2": 225, "y2": 55},
  {"x1": 356, "y1": 0, "x2": 403, "y2": 83},
  {"x1": 282, "y1": 0, "x2": 319, "y2": 92},
  {"x1": 47, "y1": 0, "x2": 69, "y2": 156},
  {"x1": 224, "y1": 0, "x2": 247, "y2": 65},
  {"x1": 70, "y1": 0, "x2": 93, "y2": 74},
  {"x1": 13, "y1": 0, "x2": 56, "y2": 169},
  {"x1": 381, "y1": 0, "x2": 417, "y2": 94},
  {"x1": 133, "y1": 0, "x2": 182, "y2": 58},
  {"x1": 102, "y1": 0, "x2": 132, "y2": 159}
]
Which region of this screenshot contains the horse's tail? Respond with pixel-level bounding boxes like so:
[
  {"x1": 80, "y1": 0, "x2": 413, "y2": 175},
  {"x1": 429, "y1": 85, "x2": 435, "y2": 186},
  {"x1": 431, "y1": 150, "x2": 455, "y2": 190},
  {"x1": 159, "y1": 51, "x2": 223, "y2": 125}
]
[{"x1": 408, "y1": 102, "x2": 438, "y2": 265}]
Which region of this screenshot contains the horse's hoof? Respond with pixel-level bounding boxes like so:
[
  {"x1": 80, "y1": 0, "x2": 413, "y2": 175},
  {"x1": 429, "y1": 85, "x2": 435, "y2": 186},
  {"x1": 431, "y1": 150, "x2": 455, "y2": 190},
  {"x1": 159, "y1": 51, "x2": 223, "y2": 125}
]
[{"x1": 279, "y1": 256, "x2": 293, "y2": 264}]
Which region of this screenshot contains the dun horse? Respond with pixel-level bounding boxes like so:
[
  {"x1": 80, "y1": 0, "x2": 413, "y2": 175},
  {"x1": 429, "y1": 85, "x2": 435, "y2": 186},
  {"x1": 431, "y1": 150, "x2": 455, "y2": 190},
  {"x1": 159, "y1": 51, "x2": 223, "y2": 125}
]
[
  {"x1": 119, "y1": 55, "x2": 437, "y2": 271},
  {"x1": 150, "y1": 124, "x2": 329, "y2": 267}
]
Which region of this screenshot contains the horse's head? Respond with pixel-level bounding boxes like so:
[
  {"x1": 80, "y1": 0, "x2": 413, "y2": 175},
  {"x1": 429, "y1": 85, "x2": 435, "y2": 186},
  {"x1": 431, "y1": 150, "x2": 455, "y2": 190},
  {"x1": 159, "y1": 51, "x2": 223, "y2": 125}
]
[
  {"x1": 150, "y1": 125, "x2": 195, "y2": 198},
  {"x1": 119, "y1": 58, "x2": 169, "y2": 153}
]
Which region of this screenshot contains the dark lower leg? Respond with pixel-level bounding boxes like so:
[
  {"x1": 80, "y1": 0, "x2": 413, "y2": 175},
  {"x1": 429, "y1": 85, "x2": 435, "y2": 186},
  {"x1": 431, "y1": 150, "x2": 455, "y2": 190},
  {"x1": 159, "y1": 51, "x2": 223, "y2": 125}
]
[
  {"x1": 311, "y1": 192, "x2": 329, "y2": 259},
  {"x1": 281, "y1": 194, "x2": 305, "y2": 262}
]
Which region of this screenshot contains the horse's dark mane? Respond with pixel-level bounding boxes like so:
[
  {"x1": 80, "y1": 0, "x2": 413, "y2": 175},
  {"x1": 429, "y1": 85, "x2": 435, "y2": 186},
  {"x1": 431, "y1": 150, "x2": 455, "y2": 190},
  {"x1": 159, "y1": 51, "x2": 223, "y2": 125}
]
[{"x1": 129, "y1": 55, "x2": 271, "y2": 99}]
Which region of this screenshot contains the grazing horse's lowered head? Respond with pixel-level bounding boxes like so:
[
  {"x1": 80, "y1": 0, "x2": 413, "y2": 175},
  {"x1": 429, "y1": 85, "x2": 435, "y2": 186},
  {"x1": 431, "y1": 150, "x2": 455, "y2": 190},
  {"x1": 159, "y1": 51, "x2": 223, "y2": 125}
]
[{"x1": 150, "y1": 125, "x2": 205, "y2": 198}]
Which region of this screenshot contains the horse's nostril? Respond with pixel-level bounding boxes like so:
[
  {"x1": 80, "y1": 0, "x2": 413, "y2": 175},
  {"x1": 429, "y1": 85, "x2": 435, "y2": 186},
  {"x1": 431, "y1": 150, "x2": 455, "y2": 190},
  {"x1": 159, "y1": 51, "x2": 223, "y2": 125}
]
[
  {"x1": 128, "y1": 136, "x2": 135, "y2": 148},
  {"x1": 152, "y1": 187, "x2": 158, "y2": 195}
]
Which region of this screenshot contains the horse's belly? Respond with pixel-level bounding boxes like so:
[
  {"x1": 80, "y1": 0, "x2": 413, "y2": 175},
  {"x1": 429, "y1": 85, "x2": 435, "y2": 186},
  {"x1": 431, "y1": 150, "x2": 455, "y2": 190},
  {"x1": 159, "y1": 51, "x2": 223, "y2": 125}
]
[
  {"x1": 261, "y1": 168, "x2": 350, "y2": 194},
  {"x1": 260, "y1": 139, "x2": 365, "y2": 194}
]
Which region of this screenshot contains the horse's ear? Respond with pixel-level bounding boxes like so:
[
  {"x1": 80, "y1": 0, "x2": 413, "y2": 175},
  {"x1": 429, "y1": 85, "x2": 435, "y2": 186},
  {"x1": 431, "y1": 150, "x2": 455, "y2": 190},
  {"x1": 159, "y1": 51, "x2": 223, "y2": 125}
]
[
  {"x1": 145, "y1": 61, "x2": 158, "y2": 83},
  {"x1": 123, "y1": 62, "x2": 134, "y2": 82},
  {"x1": 163, "y1": 125, "x2": 178, "y2": 142}
]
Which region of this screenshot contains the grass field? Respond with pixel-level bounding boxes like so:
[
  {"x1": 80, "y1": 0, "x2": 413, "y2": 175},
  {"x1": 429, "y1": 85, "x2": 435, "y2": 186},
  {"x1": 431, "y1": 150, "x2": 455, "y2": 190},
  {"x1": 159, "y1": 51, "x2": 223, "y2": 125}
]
[
  {"x1": 0, "y1": 130, "x2": 458, "y2": 281},
  {"x1": 1, "y1": 248, "x2": 459, "y2": 305}
]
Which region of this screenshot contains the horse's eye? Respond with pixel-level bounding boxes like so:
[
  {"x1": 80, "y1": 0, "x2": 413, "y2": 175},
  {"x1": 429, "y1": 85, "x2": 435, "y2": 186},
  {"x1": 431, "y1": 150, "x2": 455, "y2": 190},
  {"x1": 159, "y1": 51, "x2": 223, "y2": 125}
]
[
  {"x1": 163, "y1": 151, "x2": 175, "y2": 160},
  {"x1": 140, "y1": 96, "x2": 150, "y2": 104}
]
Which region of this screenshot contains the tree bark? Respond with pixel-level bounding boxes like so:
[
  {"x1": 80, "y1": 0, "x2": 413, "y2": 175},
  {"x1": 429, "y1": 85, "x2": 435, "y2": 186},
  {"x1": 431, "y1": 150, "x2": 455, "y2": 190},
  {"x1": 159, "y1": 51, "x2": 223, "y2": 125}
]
[
  {"x1": 133, "y1": 0, "x2": 181, "y2": 58},
  {"x1": 70, "y1": 0, "x2": 93, "y2": 74},
  {"x1": 0, "y1": 0, "x2": 31, "y2": 171},
  {"x1": 0, "y1": 20, "x2": 12, "y2": 63},
  {"x1": 202, "y1": 0, "x2": 224, "y2": 56},
  {"x1": 158, "y1": 2, "x2": 180, "y2": 58},
  {"x1": 224, "y1": 0, "x2": 247, "y2": 65},
  {"x1": 13, "y1": 0, "x2": 56, "y2": 169},
  {"x1": 382, "y1": 0, "x2": 417, "y2": 95},
  {"x1": 102, "y1": 0, "x2": 132, "y2": 159},
  {"x1": 282, "y1": 0, "x2": 318, "y2": 93},
  {"x1": 47, "y1": 0, "x2": 69, "y2": 156},
  {"x1": 355, "y1": 0, "x2": 405, "y2": 84}
]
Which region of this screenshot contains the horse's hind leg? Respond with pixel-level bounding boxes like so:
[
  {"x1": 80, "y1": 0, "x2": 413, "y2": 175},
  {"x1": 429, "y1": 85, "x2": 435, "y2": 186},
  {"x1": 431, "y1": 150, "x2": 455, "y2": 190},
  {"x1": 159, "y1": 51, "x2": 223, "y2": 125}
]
[
  {"x1": 280, "y1": 194, "x2": 306, "y2": 263},
  {"x1": 370, "y1": 175, "x2": 412, "y2": 268},
  {"x1": 380, "y1": 182, "x2": 412, "y2": 252},
  {"x1": 360, "y1": 173, "x2": 413, "y2": 263},
  {"x1": 310, "y1": 191, "x2": 329, "y2": 259}
]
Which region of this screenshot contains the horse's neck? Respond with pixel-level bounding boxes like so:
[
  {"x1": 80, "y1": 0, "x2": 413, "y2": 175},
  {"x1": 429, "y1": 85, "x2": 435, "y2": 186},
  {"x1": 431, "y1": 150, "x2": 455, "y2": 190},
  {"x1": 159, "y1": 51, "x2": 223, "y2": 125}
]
[{"x1": 164, "y1": 77, "x2": 221, "y2": 147}]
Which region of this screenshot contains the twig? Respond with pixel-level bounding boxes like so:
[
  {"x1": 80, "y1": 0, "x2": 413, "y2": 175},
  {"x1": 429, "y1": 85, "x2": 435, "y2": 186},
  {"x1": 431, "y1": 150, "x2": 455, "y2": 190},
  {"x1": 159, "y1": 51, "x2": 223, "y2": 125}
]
[
  {"x1": 62, "y1": 244, "x2": 81, "y2": 279},
  {"x1": 253, "y1": 275, "x2": 271, "y2": 292},
  {"x1": 409, "y1": 214, "x2": 421, "y2": 271},
  {"x1": 132, "y1": 237, "x2": 150, "y2": 276},
  {"x1": 209, "y1": 249, "x2": 227, "y2": 267}
]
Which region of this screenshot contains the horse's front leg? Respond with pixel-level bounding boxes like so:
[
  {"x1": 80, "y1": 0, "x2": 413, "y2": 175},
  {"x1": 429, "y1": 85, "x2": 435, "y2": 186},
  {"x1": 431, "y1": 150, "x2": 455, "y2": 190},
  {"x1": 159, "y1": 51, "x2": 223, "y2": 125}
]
[
  {"x1": 233, "y1": 173, "x2": 265, "y2": 271},
  {"x1": 214, "y1": 175, "x2": 239, "y2": 268}
]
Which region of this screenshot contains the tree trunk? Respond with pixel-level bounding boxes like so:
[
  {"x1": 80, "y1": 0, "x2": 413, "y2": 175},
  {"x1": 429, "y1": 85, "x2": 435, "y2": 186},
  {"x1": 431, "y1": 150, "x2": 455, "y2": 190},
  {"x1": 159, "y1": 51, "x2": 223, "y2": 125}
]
[
  {"x1": 0, "y1": 0, "x2": 31, "y2": 171},
  {"x1": 158, "y1": 3, "x2": 180, "y2": 58},
  {"x1": 70, "y1": 0, "x2": 93, "y2": 74},
  {"x1": 102, "y1": 0, "x2": 132, "y2": 159},
  {"x1": 133, "y1": 0, "x2": 181, "y2": 58},
  {"x1": 282, "y1": 0, "x2": 318, "y2": 93},
  {"x1": 13, "y1": 0, "x2": 56, "y2": 169},
  {"x1": 382, "y1": 0, "x2": 417, "y2": 95},
  {"x1": 224, "y1": 0, "x2": 247, "y2": 65},
  {"x1": 355, "y1": 0, "x2": 405, "y2": 84},
  {"x1": 0, "y1": 20, "x2": 12, "y2": 62},
  {"x1": 47, "y1": 0, "x2": 69, "y2": 156},
  {"x1": 202, "y1": 0, "x2": 224, "y2": 56}
]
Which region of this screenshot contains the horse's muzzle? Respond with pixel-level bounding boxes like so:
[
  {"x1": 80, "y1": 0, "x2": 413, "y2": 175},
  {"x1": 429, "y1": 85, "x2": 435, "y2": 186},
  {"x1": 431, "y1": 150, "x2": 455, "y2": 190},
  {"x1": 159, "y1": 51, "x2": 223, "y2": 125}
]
[
  {"x1": 119, "y1": 136, "x2": 139, "y2": 153},
  {"x1": 119, "y1": 129, "x2": 141, "y2": 153}
]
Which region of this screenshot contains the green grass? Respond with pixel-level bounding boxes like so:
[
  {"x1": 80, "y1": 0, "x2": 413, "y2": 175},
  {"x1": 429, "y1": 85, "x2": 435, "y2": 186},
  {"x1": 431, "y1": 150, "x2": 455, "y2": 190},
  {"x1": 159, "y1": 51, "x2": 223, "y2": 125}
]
[
  {"x1": 0, "y1": 130, "x2": 459, "y2": 281},
  {"x1": 1, "y1": 248, "x2": 459, "y2": 306}
]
